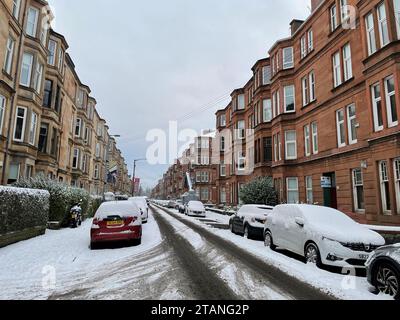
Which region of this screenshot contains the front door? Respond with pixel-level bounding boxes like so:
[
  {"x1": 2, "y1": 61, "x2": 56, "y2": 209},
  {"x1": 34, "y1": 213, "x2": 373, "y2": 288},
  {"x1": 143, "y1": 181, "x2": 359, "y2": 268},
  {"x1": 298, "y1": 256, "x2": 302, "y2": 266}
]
[{"x1": 322, "y1": 173, "x2": 337, "y2": 209}]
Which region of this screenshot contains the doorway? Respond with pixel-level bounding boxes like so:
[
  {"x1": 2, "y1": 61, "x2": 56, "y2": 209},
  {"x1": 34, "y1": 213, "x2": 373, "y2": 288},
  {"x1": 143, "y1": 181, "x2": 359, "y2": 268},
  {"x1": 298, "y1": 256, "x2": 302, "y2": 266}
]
[{"x1": 322, "y1": 172, "x2": 337, "y2": 209}]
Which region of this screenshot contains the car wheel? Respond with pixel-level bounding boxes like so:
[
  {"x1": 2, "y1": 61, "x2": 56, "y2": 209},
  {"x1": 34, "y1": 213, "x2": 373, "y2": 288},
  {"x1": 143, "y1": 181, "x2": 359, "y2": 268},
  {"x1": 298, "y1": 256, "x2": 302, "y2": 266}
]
[
  {"x1": 132, "y1": 238, "x2": 142, "y2": 246},
  {"x1": 305, "y1": 242, "x2": 322, "y2": 268},
  {"x1": 264, "y1": 231, "x2": 276, "y2": 250},
  {"x1": 375, "y1": 263, "x2": 399, "y2": 300},
  {"x1": 90, "y1": 242, "x2": 97, "y2": 250},
  {"x1": 244, "y1": 225, "x2": 251, "y2": 239}
]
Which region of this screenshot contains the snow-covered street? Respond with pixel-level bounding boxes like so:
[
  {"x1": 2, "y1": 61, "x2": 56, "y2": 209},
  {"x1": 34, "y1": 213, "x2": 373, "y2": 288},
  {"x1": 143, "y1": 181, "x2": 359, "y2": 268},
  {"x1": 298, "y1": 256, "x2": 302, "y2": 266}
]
[{"x1": 0, "y1": 205, "x2": 395, "y2": 300}]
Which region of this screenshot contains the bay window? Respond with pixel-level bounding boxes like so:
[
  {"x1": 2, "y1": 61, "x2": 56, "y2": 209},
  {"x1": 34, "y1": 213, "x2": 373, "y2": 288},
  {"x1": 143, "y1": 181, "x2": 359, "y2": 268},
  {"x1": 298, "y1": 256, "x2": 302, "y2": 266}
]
[
  {"x1": 26, "y1": 7, "x2": 39, "y2": 37},
  {"x1": 28, "y1": 112, "x2": 38, "y2": 145},
  {"x1": 47, "y1": 40, "x2": 57, "y2": 66},
  {"x1": 284, "y1": 85, "x2": 295, "y2": 113},
  {"x1": 365, "y1": 13, "x2": 377, "y2": 55},
  {"x1": 237, "y1": 120, "x2": 245, "y2": 139},
  {"x1": 33, "y1": 62, "x2": 44, "y2": 92},
  {"x1": 371, "y1": 83, "x2": 384, "y2": 131},
  {"x1": 347, "y1": 104, "x2": 357, "y2": 144},
  {"x1": 286, "y1": 177, "x2": 299, "y2": 204},
  {"x1": 75, "y1": 118, "x2": 82, "y2": 137},
  {"x1": 238, "y1": 152, "x2": 246, "y2": 171},
  {"x1": 377, "y1": 3, "x2": 389, "y2": 47},
  {"x1": 12, "y1": 0, "x2": 21, "y2": 19},
  {"x1": 283, "y1": 47, "x2": 294, "y2": 69},
  {"x1": 285, "y1": 130, "x2": 297, "y2": 160},
  {"x1": 20, "y1": 53, "x2": 34, "y2": 87},
  {"x1": 72, "y1": 148, "x2": 80, "y2": 169},
  {"x1": 342, "y1": 43, "x2": 353, "y2": 81},
  {"x1": 13, "y1": 107, "x2": 27, "y2": 142},
  {"x1": 38, "y1": 123, "x2": 48, "y2": 153},
  {"x1": 304, "y1": 125, "x2": 311, "y2": 156},
  {"x1": 336, "y1": 109, "x2": 346, "y2": 147},
  {"x1": 0, "y1": 95, "x2": 5, "y2": 133},
  {"x1": 333, "y1": 52, "x2": 342, "y2": 87},
  {"x1": 237, "y1": 94, "x2": 245, "y2": 110},
  {"x1": 3, "y1": 36, "x2": 15, "y2": 75},
  {"x1": 262, "y1": 66, "x2": 271, "y2": 85},
  {"x1": 384, "y1": 76, "x2": 398, "y2": 127},
  {"x1": 263, "y1": 99, "x2": 272, "y2": 122}
]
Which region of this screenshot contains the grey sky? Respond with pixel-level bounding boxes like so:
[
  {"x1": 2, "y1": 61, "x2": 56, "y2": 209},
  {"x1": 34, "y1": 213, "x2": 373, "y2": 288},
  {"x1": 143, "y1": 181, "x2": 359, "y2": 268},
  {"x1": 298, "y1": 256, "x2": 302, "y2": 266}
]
[{"x1": 49, "y1": 0, "x2": 311, "y2": 188}]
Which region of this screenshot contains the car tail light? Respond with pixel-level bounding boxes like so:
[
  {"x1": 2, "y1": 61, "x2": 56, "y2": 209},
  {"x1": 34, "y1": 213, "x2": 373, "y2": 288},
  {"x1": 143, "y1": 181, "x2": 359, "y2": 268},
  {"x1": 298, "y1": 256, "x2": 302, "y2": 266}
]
[
  {"x1": 91, "y1": 218, "x2": 100, "y2": 230},
  {"x1": 127, "y1": 217, "x2": 138, "y2": 226}
]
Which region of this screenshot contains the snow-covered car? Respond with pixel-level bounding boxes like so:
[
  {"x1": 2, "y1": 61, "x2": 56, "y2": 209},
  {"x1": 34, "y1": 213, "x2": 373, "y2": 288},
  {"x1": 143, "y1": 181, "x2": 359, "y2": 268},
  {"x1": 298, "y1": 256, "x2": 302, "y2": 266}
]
[
  {"x1": 167, "y1": 200, "x2": 177, "y2": 209},
  {"x1": 366, "y1": 244, "x2": 400, "y2": 300},
  {"x1": 185, "y1": 201, "x2": 206, "y2": 217},
  {"x1": 129, "y1": 197, "x2": 149, "y2": 223},
  {"x1": 263, "y1": 204, "x2": 385, "y2": 268},
  {"x1": 104, "y1": 192, "x2": 115, "y2": 202},
  {"x1": 91, "y1": 201, "x2": 142, "y2": 249},
  {"x1": 229, "y1": 205, "x2": 274, "y2": 240}
]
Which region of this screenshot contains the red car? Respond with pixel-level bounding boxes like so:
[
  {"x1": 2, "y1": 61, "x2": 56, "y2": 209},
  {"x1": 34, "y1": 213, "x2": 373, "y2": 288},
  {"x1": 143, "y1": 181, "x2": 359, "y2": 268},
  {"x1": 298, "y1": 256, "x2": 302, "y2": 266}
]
[{"x1": 90, "y1": 201, "x2": 142, "y2": 249}]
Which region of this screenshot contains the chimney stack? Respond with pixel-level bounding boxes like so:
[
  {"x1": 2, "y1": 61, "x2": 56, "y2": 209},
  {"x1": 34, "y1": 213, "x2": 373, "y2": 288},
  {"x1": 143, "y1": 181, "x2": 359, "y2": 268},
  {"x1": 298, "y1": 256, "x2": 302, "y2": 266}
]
[
  {"x1": 311, "y1": 0, "x2": 324, "y2": 12},
  {"x1": 290, "y1": 19, "x2": 304, "y2": 36}
]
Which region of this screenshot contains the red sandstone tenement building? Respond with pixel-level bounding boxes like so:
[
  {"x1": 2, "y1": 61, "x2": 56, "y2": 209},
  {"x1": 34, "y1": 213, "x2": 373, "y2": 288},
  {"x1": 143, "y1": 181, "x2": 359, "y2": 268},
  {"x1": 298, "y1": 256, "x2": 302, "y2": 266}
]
[{"x1": 154, "y1": 0, "x2": 400, "y2": 226}]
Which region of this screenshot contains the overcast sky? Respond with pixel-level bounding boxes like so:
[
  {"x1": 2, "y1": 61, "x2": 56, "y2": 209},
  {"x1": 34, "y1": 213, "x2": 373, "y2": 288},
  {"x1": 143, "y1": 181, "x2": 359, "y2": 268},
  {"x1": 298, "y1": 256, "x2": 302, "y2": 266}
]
[{"x1": 49, "y1": 0, "x2": 311, "y2": 189}]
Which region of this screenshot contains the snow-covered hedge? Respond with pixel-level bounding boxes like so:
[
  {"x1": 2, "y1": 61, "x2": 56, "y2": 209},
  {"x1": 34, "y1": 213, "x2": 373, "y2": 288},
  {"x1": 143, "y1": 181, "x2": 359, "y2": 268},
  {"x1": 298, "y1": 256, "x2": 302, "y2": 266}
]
[
  {"x1": 0, "y1": 186, "x2": 50, "y2": 235},
  {"x1": 14, "y1": 175, "x2": 90, "y2": 226},
  {"x1": 239, "y1": 177, "x2": 278, "y2": 206},
  {"x1": 87, "y1": 196, "x2": 103, "y2": 218}
]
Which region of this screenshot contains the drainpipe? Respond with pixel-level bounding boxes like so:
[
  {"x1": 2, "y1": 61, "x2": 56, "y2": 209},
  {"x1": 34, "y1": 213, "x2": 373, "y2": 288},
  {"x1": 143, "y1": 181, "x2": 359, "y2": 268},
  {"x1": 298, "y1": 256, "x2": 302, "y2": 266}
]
[{"x1": 2, "y1": 1, "x2": 28, "y2": 185}]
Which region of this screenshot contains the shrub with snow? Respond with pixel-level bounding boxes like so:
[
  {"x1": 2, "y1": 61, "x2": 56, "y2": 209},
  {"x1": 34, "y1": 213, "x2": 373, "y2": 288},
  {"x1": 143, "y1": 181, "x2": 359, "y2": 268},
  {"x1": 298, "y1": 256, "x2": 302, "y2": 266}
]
[
  {"x1": 0, "y1": 186, "x2": 49, "y2": 234},
  {"x1": 239, "y1": 177, "x2": 278, "y2": 206},
  {"x1": 14, "y1": 174, "x2": 90, "y2": 226}
]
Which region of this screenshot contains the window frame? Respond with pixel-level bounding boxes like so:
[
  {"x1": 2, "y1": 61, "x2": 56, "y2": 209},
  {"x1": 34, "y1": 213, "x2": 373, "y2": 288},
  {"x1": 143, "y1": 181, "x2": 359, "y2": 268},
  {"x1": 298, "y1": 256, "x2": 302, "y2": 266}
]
[
  {"x1": 304, "y1": 125, "x2": 311, "y2": 157},
  {"x1": 26, "y1": 6, "x2": 39, "y2": 38},
  {"x1": 365, "y1": 13, "x2": 377, "y2": 55},
  {"x1": 311, "y1": 122, "x2": 318, "y2": 154},
  {"x1": 0, "y1": 95, "x2": 5, "y2": 134},
  {"x1": 3, "y1": 36, "x2": 15, "y2": 75},
  {"x1": 333, "y1": 51, "x2": 342, "y2": 88},
  {"x1": 305, "y1": 176, "x2": 313, "y2": 204},
  {"x1": 285, "y1": 130, "x2": 297, "y2": 160},
  {"x1": 352, "y1": 168, "x2": 365, "y2": 213},
  {"x1": 13, "y1": 106, "x2": 27, "y2": 142},
  {"x1": 394, "y1": 158, "x2": 400, "y2": 214},
  {"x1": 377, "y1": 2, "x2": 389, "y2": 47},
  {"x1": 20, "y1": 52, "x2": 34, "y2": 87},
  {"x1": 286, "y1": 177, "x2": 299, "y2": 204},
  {"x1": 336, "y1": 109, "x2": 346, "y2": 148},
  {"x1": 284, "y1": 85, "x2": 295, "y2": 113},
  {"x1": 379, "y1": 160, "x2": 392, "y2": 215},
  {"x1": 342, "y1": 43, "x2": 353, "y2": 81},
  {"x1": 371, "y1": 83, "x2": 384, "y2": 131},
  {"x1": 331, "y1": 4, "x2": 338, "y2": 31},
  {"x1": 384, "y1": 75, "x2": 398, "y2": 127},
  {"x1": 283, "y1": 47, "x2": 294, "y2": 69},
  {"x1": 28, "y1": 111, "x2": 38, "y2": 146},
  {"x1": 347, "y1": 104, "x2": 358, "y2": 145}
]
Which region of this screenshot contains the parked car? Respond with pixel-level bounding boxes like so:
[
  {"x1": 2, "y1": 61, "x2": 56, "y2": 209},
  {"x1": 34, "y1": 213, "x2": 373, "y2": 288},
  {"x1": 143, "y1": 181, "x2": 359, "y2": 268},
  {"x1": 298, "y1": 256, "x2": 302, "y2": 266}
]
[
  {"x1": 263, "y1": 204, "x2": 385, "y2": 268},
  {"x1": 129, "y1": 197, "x2": 149, "y2": 223},
  {"x1": 229, "y1": 205, "x2": 274, "y2": 239},
  {"x1": 175, "y1": 200, "x2": 183, "y2": 211},
  {"x1": 185, "y1": 201, "x2": 206, "y2": 217},
  {"x1": 168, "y1": 200, "x2": 177, "y2": 209},
  {"x1": 104, "y1": 192, "x2": 115, "y2": 202},
  {"x1": 90, "y1": 201, "x2": 142, "y2": 249},
  {"x1": 366, "y1": 244, "x2": 400, "y2": 300}
]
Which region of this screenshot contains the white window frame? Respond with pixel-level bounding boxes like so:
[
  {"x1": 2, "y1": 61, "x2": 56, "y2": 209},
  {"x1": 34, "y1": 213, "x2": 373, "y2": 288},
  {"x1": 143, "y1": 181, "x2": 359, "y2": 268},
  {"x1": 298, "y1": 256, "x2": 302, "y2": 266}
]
[
  {"x1": 72, "y1": 148, "x2": 80, "y2": 169},
  {"x1": 302, "y1": 76, "x2": 309, "y2": 106},
  {"x1": 394, "y1": 158, "x2": 400, "y2": 214},
  {"x1": 333, "y1": 52, "x2": 342, "y2": 88},
  {"x1": 394, "y1": 0, "x2": 400, "y2": 39},
  {"x1": 336, "y1": 109, "x2": 346, "y2": 148},
  {"x1": 220, "y1": 160, "x2": 226, "y2": 177},
  {"x1": 304, "y1": 125, "x2": 311, "y2": 156},
  {"x1": 285, "y1": 130, "x2": 297, "y2": 160},
  {"x1": 33, "y1": 62, "x2": 44, "y2": 93},
  {"x1": 311, "y1": 122, "x2": 318, "y2": 154},
  {"x1": 47, "y1": 40, "x2": 57, "y2": 66},
  {"x1": 3, "y1": 36, "x2": 15, "y2": 75},
  {"x1": 75, "y1": 118, "x2": 82, "y2": 137},
  {"x1": 340, "y1": 0, "x2": 349, "y2": 23},
  {"x1": 262, "y1": 66, "x2": 271, "y2": 85},
  {"x1": 347, "y1": 104, "x2": 358, "y2": 144},
  {"x1": 26, "y1": 7, "x2": 39, "y2": 37},
  {"x1": 20, "y1": 53, "x2": 34, "y2": 87},
  {"x1": 12, "y1": 0, "x2": 21, "y2": 19},
  {"x1": 300, "y1": 36, "x2": 307, "y2": 59},
  {"x1": 286, "y1": 177, "x2": 299, "y2": 204},
  {"x1": 237, "y1": 120, "x2": 245, "y2": 140},
  {"x1": 342, "y1": 43, "x2": 353, "y2": 81},
  {"x1": 307, "y1": 30, "x2": 313, "y2": 52},
  {"x1": 283, "y1": 47, "x2": 294, "y2": 69},
  {"x1": 94, "y1": 164, "x2": 99, "y2": 179},
  {"x1": 352, "y1": 168, "x2": 365, "y2": 212},
  {"x1": 305, "y1": 176, "x2": 313, "y2": 204},
  {"x1": 237, "y1": 152, "x2": 246, "y2": 171},
  {"x1": 309, "y1": 71, "x2": 316, "y2": 102},
  {"x1": 274, "y1": 134, "x2": 278, "y2": 162},
  {"x1": 0, "y1": 95, "x2": 6, "y2": 134},
  {"x1": 13, "y1": 106, "x2": 27, "y2": 142},
  {"x1": 28, "y1": 112, "x2": 37, "y2": 145},
  {"x1": 284, "y1": 85, "x2": 295, "y2": 113},
  {"x1": 371, "y1": 83, "x2": 384, "y2": 131},
  {"x1": 331, "y1": 4, "x2": 338, "y2": 31},
  {"x1": 263, "y1": 99, "x2": 272, "y2": 122},
  {"x1": 384, "y1": 75, "x2": 398, "y2": 127},
  {"x1": 365, "y1": 13, "x2": 377, "y2": 55},
  {"x1": 379, "y1": 160, "x2": 391, "y2": 214},
  {"x1": 237, "y1": 94, "x2": 245, "y2": 110},
  {"x1": 377, "y1": 2, "x2": 389, "y2": 47}
]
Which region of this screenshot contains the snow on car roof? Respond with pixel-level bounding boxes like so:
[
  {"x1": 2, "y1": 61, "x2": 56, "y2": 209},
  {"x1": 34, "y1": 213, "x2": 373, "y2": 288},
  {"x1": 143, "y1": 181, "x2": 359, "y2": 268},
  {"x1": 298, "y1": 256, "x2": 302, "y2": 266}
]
[{"x1": 95, "y1": 201, "x2": 140, "y2": 219}]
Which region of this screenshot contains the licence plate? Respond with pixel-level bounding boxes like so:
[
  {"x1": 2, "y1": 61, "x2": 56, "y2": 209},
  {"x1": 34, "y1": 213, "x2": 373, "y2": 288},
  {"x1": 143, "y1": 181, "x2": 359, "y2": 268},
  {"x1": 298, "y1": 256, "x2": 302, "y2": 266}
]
[
  {"x1": 107, "y1": 220, "x2": 123, "y2": 226},
  {"x1": 359, "y1": 254, "x2": 369, "y2": 260}
]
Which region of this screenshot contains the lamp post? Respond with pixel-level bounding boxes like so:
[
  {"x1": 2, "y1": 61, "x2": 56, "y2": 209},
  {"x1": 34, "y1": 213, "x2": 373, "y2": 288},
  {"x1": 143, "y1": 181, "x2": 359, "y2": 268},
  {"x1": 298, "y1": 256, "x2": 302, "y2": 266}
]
[
  {"x1": 132, "y1": 158, "x2": 146, "y2": 196},
  {"x1": 105, "y1": 134, "x2": 121, "y2": 194}
]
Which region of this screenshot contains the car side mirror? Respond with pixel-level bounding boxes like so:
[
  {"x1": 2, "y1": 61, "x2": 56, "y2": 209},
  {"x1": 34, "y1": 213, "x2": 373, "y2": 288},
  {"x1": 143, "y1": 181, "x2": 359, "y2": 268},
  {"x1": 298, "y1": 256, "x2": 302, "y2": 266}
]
[{"x1": 295, "y1": 217, "x2": 305, "y2": 227}]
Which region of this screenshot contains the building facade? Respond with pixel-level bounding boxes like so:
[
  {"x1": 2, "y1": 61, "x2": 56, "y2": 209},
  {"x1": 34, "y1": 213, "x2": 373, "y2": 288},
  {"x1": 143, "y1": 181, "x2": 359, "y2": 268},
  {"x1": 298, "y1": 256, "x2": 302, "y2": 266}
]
[
  {"x1": 155, "y1": 0, "x2": 400, "y2": 226},
  {"x1": 0, "y1": 0, "x2": 130, "y2": 195}
]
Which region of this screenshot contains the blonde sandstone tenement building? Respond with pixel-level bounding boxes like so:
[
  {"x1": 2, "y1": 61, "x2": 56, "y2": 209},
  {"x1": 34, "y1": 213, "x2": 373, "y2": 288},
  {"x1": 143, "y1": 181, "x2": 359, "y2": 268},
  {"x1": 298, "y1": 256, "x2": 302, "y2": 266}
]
[
  {"x1": 0, "y1": 0, "x2": 131, "y2": 195},
  {"x1": 153, "y1": 0, "x2": 400, "y2": 226}
]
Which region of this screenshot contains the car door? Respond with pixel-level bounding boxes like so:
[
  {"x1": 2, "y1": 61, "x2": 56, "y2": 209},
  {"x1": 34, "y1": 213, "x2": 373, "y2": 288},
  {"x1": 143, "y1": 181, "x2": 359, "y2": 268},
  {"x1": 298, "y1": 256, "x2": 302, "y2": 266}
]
[
  {"x1": 285, "y1": 208, "x2": 306, "y2": 255},
  {"x1": 235, "y1": 207, "x2": 246, "y2": 233},
  {"x1": 269, "y1": 208, "x2": 285, "y2": 247}
]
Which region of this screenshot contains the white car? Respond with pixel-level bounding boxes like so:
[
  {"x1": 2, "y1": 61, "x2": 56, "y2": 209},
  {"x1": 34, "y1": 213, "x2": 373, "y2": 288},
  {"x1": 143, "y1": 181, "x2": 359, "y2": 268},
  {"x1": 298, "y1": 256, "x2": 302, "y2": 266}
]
[
  {"x1": 185, "y1": 201, "x2": 206, "y2": 218},
  {"x1": 264, "y1": 204, "x2": 385, "y2": 268},
  {"x1": 129, "y1": 197, "x2": 149, "y2": 223},
  {"x1": 229, "y1": 205, "x2": 274, "y2": 239}
]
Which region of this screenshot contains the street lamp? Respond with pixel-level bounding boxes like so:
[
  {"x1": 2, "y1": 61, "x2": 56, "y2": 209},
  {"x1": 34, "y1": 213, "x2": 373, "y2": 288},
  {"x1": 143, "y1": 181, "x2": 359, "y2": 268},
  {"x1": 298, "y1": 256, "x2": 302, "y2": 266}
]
[{"x1": 132, "y1": 158, "x2": 146, "y2": 196}]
